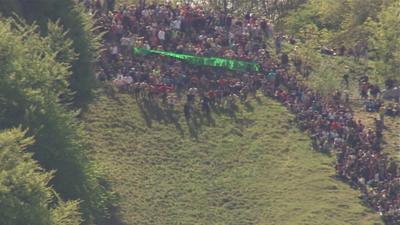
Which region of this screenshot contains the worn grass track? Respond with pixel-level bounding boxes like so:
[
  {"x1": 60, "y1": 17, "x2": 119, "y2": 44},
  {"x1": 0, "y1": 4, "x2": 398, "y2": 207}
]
[{"x1": 83, "y1": 90, "x2": 383, "y2": 225}]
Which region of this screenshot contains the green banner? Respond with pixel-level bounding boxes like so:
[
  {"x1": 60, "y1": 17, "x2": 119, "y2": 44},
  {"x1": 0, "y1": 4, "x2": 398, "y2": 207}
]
[{"x1": 133, "y1": 48, "x2": 261, "y2": 72}]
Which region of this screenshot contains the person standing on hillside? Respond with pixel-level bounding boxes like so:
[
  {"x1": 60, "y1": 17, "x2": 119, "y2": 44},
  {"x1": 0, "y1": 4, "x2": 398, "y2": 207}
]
[
  {"x1": 342, "y1": 73, "x2": 349, "y2": 88},
  {"x1": 275, "y1": 35, "x2": 282, "y2": 54},
  {"x1": 379, "y1": 106, "x2": 385, "y2": 127},
  {"x1": 200, "y1": 95, "x2": 210, "y2": 115},
  {"x1": 157, "y1": 28, "x2": 166, "y2": 48},
  {"x1": 120, "y1": 34, "x2": 131, "y2": 57},
  {"x1": 360, "y1": 81, "x2": 369, "y2": 100},
  {"x1": 109, "y1": 43, "x2": 119, "y2": 65},
  {"x1": 370, "y1": 84, "x2": 381, "y2": 99},
  {"x1": 184, "y1": 102, "x2": 192, "y2": 122},
  {"x1": 385, "y1": 78, "x2": 396, "y2": 90},
  {"x1": 281, "y1": 52, "x2": 289, "y2": 68},
  {"x1": 292, "y1": 49, "x2": 302, "y2": 74}
]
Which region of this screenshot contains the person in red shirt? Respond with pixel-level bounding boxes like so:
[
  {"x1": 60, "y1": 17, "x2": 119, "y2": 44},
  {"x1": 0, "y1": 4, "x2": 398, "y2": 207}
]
[
  {"x1": 166, "y1": 85, "x2": 174, "y2": 93},
  {"x1": 218, "y1": 78, "x2": 226, "y2": 89},
  {"x1": 158, "y1": 84, "x2": 168, "y2": 104},
  {"x1": 191, "y1": 76, "x2": 199, "y2": 86},
  {"x1": 113, "y1": 11, "x2": 122, "y2": 22},
  {"x1": 158, "y1": 84, "x2": 167, "y2": 93},
  {"x1": 208, "y1": 90, "x2": 216, "y2": 106},
  {"x1": 331, "y1": 121, "x2": 340, "y2": 130}
]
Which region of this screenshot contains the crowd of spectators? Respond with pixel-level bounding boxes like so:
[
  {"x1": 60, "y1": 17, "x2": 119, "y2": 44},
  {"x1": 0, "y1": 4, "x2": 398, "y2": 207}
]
[
  {"x1": 82, "y1": 1, "x2": 400, "y2": 223},
  {"x1": 91, "y1": 1, "x2": 279, "y2": 118}
]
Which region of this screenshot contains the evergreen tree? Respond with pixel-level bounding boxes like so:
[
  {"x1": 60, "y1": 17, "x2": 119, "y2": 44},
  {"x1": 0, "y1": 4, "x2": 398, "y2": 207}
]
[
  {"x1": 0, "y1": 129, "x2": 82, "y2": 225},
  {"x1": 0, "y1": 18, "x2": 114, "y2": 225}
]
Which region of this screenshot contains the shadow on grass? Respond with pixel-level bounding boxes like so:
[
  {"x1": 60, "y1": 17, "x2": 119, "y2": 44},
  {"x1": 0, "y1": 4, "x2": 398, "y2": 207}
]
[
  {"x1": 244, "y1": 101, "x2": 254, "y2": 112},
  {"x1": 107, "y1": 204, "x2": 126, "y2": 225},
  {"x1": 137, "y1": 99, "x2": 186, "y2": 135},
  {"x1": 136, "y1": 98, "x2": 243, "y2": 139},
  {"x1": 78, "y1": 84, "x2": 117, "y2": 118},
  {"x1": 185, "y1": 109, "x2": 217, "y2": 140},
  {"x1": 137, "y1": 100, "x2": 153, "y2": 128},
  {"x1": 97, "y1": 176, "x2": 127, "y2": 225}
]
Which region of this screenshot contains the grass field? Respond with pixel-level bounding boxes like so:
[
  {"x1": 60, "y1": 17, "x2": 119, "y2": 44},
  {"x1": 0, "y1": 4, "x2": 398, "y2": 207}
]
[{"x1": 83, "y1": 89, "x2": 383, "y2": 225}]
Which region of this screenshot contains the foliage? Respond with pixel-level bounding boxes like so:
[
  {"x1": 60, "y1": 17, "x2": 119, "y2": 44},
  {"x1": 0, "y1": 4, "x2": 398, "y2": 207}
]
[
  {"x1": 366, "y1": 0, "x2": 400, "y2": 79},
  {"x1": 0, "y1": 18, "x2": 114, "y2": 225},
  {"x1": 279, "y1": 0, "x2": 399, "y2": 84},
  {"x1": 282, "y1": 0, "x2": 384, "y2": 34},
  {"x1": 0, "y1": 128, "x2": 82, "y2": 225},
  {"x1": 275, "y1": 0, "x2": 400, "y2": 167},
  {"x1": 304, "y1": 58, "x2": 342, "y2": 96},
  {"x1": 0, "y1": 0, "x2": 101, "y2": 105}
]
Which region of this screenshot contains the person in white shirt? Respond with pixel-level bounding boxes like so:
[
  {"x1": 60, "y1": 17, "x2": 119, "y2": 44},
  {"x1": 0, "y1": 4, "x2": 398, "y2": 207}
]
[
  {"x1": 171, "y1": 18, "x2": 181, "y2": 30},
  {"x1": 110, "y1": 45, "x2": 118, "y2": 55},
  {"x1": 158, "y1": 29, "x2": 166, "y2": 43},
  {"x1": 124, "y1": 76, "x2": 133, "y2": 84},
  {"x1": 140, "y1": 40, "x2": 150, "y2": 50},
  {"x1": 110, "y1": 44, "x2": 119, "y2": 63},
  {"x1": 189, "y1": 87, "x2": 198, "y2": 96},
  {"x1": 126, "y1": 34, "x2": 135, "y2": 58},
  {"x1": 187, "y1": 87, "x2": 198, "y2": 102},
  {"x1": 120, "y1": 36, "x2": 130, "y2": 46}
]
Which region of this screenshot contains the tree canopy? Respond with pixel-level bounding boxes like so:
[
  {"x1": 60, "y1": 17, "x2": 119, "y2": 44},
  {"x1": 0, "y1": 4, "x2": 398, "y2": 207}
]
[
  {"x1": 0, "y1": 16, "x2": 114, "y2": 225},
  {"x1": 0, "y1": 128, "x2": 82, "y2": 225}
]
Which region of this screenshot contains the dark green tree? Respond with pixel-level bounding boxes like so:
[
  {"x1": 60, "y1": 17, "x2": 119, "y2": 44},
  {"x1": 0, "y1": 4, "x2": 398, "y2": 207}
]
[
  {"x1": 0, "y1": 18, "x2": 114, "y2": 225},
  {"x1": 0, "y1": 128, "x2": 82, "y2": 225}
]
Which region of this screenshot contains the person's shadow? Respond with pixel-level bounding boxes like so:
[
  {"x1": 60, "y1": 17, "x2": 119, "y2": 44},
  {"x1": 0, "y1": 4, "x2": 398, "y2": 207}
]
[{"x1": 137, "y1": 99, "x2": 185, "y2": 136}]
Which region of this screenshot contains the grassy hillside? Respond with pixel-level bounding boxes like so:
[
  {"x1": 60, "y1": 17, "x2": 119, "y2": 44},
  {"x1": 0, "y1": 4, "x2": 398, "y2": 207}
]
[{"x1": 83, "y1": 89, "x2": 383, "y2": 225}]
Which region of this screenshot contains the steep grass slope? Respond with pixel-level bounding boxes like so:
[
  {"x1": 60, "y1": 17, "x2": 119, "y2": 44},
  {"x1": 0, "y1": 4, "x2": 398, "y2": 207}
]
[{"x1": 83, "y1": 90, "x2": 383, "y2": 225}]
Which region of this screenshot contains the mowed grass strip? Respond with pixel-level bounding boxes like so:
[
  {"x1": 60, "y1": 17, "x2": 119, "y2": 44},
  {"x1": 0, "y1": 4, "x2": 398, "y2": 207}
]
[{"x1": 83, "y1": 91, "x2": 383, "y2": 225}]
